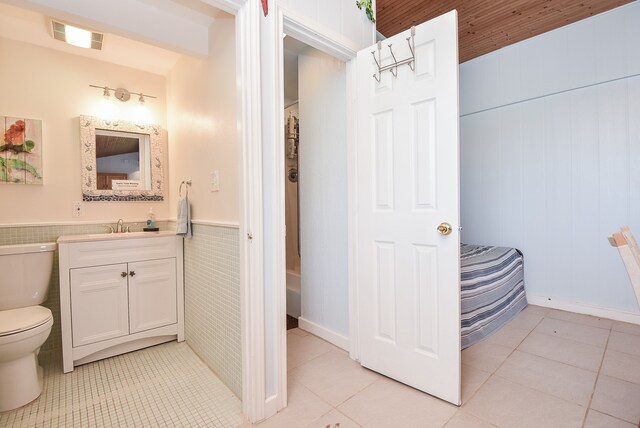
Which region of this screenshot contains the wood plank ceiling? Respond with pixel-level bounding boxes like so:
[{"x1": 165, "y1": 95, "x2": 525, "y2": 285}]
[{"x1": 376, "y1": 0, "x2": 633, "y2": 63}]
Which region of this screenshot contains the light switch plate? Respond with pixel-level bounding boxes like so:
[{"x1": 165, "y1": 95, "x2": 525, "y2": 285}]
[{"x1": 211, "y1": 170, "x2": 220, "y2": 192}]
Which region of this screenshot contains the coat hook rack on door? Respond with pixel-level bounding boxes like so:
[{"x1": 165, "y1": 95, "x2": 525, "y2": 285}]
[{"x1": 372, "y1": 26, "x2": 416, "y2": 82}]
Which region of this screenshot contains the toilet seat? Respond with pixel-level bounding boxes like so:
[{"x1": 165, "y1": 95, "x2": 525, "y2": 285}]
[{"x1": 0, "y1": 306, "x2": 53, "y2": 337}]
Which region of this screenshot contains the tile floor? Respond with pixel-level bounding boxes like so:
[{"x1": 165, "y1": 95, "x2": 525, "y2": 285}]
[
  {"x1": 250, "y1": 305, "x2": 640, "y2": 428},
  {"x1": 0, "y1": 342, "x2": 244, "y2": 428},
  {"x1": 3, "y1": 306, "x2": 639, "y2": 428}
]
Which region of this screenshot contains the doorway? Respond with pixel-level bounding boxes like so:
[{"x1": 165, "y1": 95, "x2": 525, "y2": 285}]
[{"x1": 282, "y1": 36, "x2": 350, "y2": 348}]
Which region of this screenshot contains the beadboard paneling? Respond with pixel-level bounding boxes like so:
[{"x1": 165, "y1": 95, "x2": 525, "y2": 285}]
[
  {"x1": 461, "y1": 77, "x2": 640, "y2": 314},
  {"x1": 277, "y1": 0, "x2": 375, "y2": 51},
  {"x1": 460, "y1": 3, "x2": 640, "y2": 315},
  {"x1": 460, "y1": 2, "x2": 640, "y2": 116}
]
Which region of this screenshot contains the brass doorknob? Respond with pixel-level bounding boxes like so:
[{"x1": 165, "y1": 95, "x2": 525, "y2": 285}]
[{"x1": 437, "y1": 222, "x2": 453, "y2": 235}]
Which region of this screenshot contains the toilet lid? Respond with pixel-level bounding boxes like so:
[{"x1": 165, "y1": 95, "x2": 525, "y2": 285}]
[{"x1": 0, "y1": 306, "x2": 52, "y2": 337}]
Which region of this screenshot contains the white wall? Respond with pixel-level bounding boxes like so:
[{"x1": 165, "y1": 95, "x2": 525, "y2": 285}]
[
  {"x1": 278, "y1": 0, "x2": 375, "y2": 52},
  {"x1": 460, "y1": 2, "x2": 640, "y2": 317},
  {"x1": 0, "y1": 37, "x2": 169, "y2": 225},
  {"x1": 298, "y1": 48, "x2": 349, "y2": 342},
  {"x1": 166, "y1": 17, "x2": 238, "y2": 223}
]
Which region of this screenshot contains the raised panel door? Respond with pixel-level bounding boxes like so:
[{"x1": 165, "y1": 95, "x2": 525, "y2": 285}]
[
  {"x1": 70, "y1": 264, "x2": 129, "y2": 347},
  {"x1": 128, "y1": 258, "x2": 177, "y2": 334}
]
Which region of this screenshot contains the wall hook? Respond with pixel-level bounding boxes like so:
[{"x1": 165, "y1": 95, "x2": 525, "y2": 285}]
[
  {"x1": 179, "y1": 179, "x2": 192, "y2": 197},
  {"x1": 388, "y1": 44, "x2": 399, "y2": 77},
  {"x1": 371, "y1": 27, "x2": 416, "y2": 82}
]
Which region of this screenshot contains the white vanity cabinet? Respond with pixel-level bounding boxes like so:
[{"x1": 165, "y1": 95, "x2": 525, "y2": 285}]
[{"x1": 58, "y1": 232, "x2": 184, "y2": 373}]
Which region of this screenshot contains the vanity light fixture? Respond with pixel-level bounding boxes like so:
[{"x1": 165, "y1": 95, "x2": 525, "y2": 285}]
[
  {"x1": 51, "y1": 20, "x2": 103, "y2": 50},
  {"x1": 90, "y1": 85, "x2": 156, "y2": 103}
]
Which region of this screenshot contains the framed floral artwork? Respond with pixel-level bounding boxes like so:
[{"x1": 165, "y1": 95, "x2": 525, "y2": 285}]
[{"x1": 1, "y1": 117, "x2": 43, "y2": 184}]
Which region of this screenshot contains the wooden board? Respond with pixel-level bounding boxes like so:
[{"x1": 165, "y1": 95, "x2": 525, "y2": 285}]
[{"x1": 376, "y1": 0, "x2": 633, "y2": 63}]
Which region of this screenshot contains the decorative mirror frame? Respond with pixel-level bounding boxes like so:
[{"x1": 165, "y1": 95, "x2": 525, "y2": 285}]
[{"x1": 79, "y1": 115, "x2": 165, "y2": 201}]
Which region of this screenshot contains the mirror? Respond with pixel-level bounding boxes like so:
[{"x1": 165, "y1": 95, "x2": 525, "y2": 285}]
[
  {"x1": 80, "y1": 115, "x2": 164, "y2": 201},
  {"x1": 96, "y1": 130, "x2": 149, "y2": 191}
]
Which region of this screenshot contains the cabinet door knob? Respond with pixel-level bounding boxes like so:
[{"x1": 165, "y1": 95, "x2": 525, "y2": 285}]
[
  {"x1": 121, "y1": 272, "x2": 128, "y2": 278},
  {"x1": 129, "y1": 271, "x2": 136, "y2": 277}
]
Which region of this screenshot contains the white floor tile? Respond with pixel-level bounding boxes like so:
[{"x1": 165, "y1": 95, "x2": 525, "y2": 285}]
[
  {"x1": 518, "y1": 331, "x2": 605, "y2": 371},
  {"x1": 461, "y1": 364, "x2": 491, "y2": 404},
  {"x1": 288, "y1": 328, "x2": 309, "y2": 337},
  {"x1": 287, "y1": 332, "x2": 337, "y2": 370},
  {"x1": 0, "y1": 342, "x2": 243, "y2": 428},
  {"x1": 496, "y1": 350, "x2": 597, "y2": 405},
  {"x1": 444, "y1": 411, "x2": 496, "y2": 428},
  {"x1": 590, "y1": 375, "x2": 640, "y2": 425},
  {"x1": 583, "y1": 409, "x2": 636, "y2": 428},
  {"x1": 607, "y1": 331, "x2": 640, "y2": 357},
  {"x1": 338, "y1": 377, "x2": 457, "y2": 428},
  {"x1": 485, "y1": 324, "x2": 531, "y2": 349},
  {"x1": 305, "y1": 409, "x2": 362, "y2": 428},
  {"x1": 461, "y1": 342, "x2": 512, "y2": 373},
  {"x1": 507, "y1": 311, "x2": 544, "y2": 332},
  {"x1": 600, "y1": 348, "x2": 640, "y2": 385},
  {"x1": 289, "y1": 349, "x2": 380, "y2": 406},
  {"x1": 612, "y1": 321, "x2": 640, "y2": 337},
  {"x1": 463, "y1": 376, "x2": 586, "y2": 428},
  {"x1": 534, "y1": 317, "x2": 609, "y2": 347},
  {"x1": 521, "y1": 305, "x2": 550, "y2": 316},
  {"x1": 545, "y1": 309, "x2": 614, "y2": 330},
  {"x1": 254, "y1": 381, "x2": 332, "y2": 428}
]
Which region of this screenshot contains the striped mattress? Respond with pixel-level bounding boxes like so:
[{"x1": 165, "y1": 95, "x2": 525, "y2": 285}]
[{"x1": 461, "y1": 244, "x2": 527, "y2": 349}]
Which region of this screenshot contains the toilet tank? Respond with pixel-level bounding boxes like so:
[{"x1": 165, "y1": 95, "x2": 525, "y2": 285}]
[{"x1": 0, "y1": 243, "x2": 57, "y2": 311}]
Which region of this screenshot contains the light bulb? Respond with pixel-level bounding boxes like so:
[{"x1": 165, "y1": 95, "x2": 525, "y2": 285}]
[
  {"x1": 98, "y1": 97, "x2": 115, "y2": 121},
  {"x1": 134, "y1": 103, "x2": 151, "y2": 125},
  {"x1": 65, "y1": 25, "x2": 92, "y2": 48}
]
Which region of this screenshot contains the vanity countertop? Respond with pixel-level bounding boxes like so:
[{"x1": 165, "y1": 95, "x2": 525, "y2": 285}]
[{"x1": 57, "y1": 230, "x2": 176, "y2": 244}]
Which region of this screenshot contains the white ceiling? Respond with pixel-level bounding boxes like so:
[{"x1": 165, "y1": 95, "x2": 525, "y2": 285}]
[{"x1": 0, "y1": 0, "x2": 228, "y2": 76}]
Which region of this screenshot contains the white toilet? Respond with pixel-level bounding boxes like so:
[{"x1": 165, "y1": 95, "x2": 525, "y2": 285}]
[{"x1": 0, "y1": 242, "x2": 56, "y2": 412}]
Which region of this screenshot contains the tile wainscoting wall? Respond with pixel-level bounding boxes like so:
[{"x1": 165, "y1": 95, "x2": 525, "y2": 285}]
[
  {"x1": 183, "y1": 222, "x2": 242, "y2": 398},
  {"x1": 0, "y1": 221, "x2": 242, "y2": 399}
]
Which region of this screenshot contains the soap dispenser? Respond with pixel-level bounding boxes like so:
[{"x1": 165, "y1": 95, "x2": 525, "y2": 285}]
[{"x1": 144, "y1": 208, "x2": 159, "y2": 232}]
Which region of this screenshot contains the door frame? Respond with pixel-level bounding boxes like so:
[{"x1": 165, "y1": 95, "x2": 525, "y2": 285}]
[
  {"x1": 264, "y1": 3, "x2": 366, "y2": 420},
  {"x1": 215, "y1": 0, "x2": 371, "y2": 422},
  {"x1": 203, "y1": 0, "x2": 265, "y2": 423}
]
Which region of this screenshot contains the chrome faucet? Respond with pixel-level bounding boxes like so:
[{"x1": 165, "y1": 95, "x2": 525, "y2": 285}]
[{"x1": 116, "y1": 219, "x2": 124, "y2": 233}]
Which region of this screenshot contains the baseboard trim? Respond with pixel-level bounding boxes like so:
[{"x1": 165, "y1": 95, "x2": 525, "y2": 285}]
[
  {"x1": 263, "y1": 394, "x2": 279, "y2": 421},
  {"x1": 527, "y1": 294, "x2": 640, "y2": 325},
  {"x1": 298, "y1": 318, "x2": 350, "y2": 351}
]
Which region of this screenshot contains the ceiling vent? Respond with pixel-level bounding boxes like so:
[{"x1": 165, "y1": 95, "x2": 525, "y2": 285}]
[{"x1": 51, "y1": 20, "x2": 103, "y2": 50}]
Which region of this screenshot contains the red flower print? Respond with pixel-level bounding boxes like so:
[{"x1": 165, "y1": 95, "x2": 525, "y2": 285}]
[{"x1": 4, "y1": 120, "x2": 26, "y2": 146}]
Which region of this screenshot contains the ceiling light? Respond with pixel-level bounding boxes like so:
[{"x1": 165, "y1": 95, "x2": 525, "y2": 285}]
[
  {"x1": 51, "y1": 20, "x2": 104, "y2": 50},
  {"x1": 65, "y1": 25, "x2": 91, "y2": 48}
]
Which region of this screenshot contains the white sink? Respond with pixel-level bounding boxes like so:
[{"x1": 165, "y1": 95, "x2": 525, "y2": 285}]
[{"x1": 57, "y1": 230, "x2": 175, "y2": 244}]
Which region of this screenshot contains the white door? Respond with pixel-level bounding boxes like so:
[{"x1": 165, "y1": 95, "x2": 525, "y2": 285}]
[
  {"x1": 128, "y1": 258, "x2": 177, "y2": 333},
  {"x1": 356, "y1": 10, "x2": 461, "y2": 405},
  {"x1": 70, "y1": 264, "x2": 129, "y2": 347}
]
